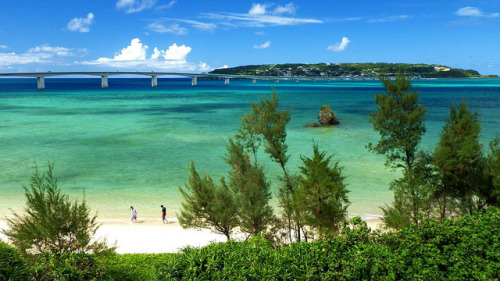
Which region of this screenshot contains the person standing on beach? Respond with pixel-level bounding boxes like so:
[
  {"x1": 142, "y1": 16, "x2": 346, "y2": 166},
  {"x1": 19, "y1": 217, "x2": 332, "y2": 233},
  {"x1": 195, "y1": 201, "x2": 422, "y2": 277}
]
[
  {"x1": 161, "y1": 205, "x2": 167, "y2": 224},
  {"x1": 130, "y1": 206, "x2": 138, "y2": 223}
]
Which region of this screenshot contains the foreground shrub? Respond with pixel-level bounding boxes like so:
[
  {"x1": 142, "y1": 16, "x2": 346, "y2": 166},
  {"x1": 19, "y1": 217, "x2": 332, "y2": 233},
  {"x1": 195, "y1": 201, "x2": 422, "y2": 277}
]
[
  {"x1": 28, "y1": 253, "x2": 104, "y2": 281},
  {"x1": 99, "y1": 253, "x2": 172, "y2": 281},
  {"x1": 159, "y1": 208, "x2": 500, "y2": 280},
  {"x1": 0, "y1": 241, "x2": 29, "y2": 281}
]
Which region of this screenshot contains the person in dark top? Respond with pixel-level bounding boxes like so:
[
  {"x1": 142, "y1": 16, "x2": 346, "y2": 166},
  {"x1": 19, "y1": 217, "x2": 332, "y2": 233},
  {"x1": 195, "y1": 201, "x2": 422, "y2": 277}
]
[{"x1": 161, "y1": 205, "x2": 167, "y2": 224}]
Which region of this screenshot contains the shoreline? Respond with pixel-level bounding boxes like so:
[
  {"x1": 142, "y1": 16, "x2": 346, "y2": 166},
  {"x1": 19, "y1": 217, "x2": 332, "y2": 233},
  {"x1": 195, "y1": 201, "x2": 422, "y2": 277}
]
[{"x1": 0, "y1": 216, "x2": 384, "y2": 254}]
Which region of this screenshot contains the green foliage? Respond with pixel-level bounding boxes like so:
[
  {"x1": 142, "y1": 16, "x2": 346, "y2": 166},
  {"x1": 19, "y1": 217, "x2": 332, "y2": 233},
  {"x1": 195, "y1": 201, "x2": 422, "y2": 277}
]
[
  {"x1": 0, "y1": 241, "x2": 29, "y2": 280},
  {"x1": 3, "y1": 209, "x2": 498, "y2": 280},
  {"x1": 434, "y1": 101, "x2": 484, "y2": 216},
  {"x1": 159, "y1": 208, "x2": 500, "y2": 280},
  {"x1": 296, "y1": 143, "x2": 350, "y2": 235},
  {"x1": 368, "y1": 71, "x2": 427, "y2": 170},
  {"x1": 28, "y1": 252, "x2": 105, "y2": 281},
  {"x1": 368, "y1": 72, "x2": 429, "y2": 229},
  {"x1": 178, "y1": 161, "x2": 238, "y2": 240},
  {"x1": 225, "y1": 138, "x2": 275, "y2": 237},
  {"x1": 248, "y1": 90, "x2": 291, "y2": 176},
  {"x1": 382, "y1": 151, "x2": 436, "y2": 229},
  {"x1": 99, "y1": 253, "x2": 172, "y2": 281},
  {"x1": 3, "y1": 163, "x2": 109, "y2": 255},
  {"x1": 484, "y1": 136, "x2": 500, "y2": 206}
]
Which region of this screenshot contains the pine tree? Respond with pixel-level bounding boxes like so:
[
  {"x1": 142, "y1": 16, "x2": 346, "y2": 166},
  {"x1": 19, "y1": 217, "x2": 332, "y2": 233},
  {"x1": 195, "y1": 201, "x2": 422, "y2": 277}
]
[
  {"x1": 296, "y1": 143, "x2": 349, "y2": 235},
  {"x1": 368, "y1": 72, "x2": 429, "y2": 228},
  {"x1": 225, "y1": 139, "x2": 275, "y2": 237},
  {"x1": 178, "y1": 161, "x2": 238, "y2": 240},
  {"x1": 434, "y1": 101, "x2": 483, "y2": 217},
  {"x1": 3, "y1": 163, "x2": 109, "y2": 255}
]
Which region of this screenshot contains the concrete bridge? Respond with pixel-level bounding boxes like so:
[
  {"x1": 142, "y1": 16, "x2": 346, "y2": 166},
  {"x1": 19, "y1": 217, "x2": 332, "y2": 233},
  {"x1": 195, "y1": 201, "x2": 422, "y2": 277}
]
[{"x1": 0, "y1": 71, "x2": 377, "y2": 90}]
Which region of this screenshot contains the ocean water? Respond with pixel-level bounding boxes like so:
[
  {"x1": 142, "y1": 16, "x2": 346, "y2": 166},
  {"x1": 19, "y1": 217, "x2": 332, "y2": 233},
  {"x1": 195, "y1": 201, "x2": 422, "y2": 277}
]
[{"x1": 1, "y1": 77, "x2": 499, "y2": 221}]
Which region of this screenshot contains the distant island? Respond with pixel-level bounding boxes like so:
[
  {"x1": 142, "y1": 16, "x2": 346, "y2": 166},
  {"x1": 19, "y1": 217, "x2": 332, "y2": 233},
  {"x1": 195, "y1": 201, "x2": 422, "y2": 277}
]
[{"x1": 210, "y1": 63, "x2": 498, "y2": 78}]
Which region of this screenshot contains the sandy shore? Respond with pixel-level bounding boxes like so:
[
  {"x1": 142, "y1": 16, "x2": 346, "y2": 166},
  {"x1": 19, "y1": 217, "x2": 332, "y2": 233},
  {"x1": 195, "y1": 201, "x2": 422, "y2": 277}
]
[{"x1": 0, "y1": 217, "x2": 383, "y2": 254}]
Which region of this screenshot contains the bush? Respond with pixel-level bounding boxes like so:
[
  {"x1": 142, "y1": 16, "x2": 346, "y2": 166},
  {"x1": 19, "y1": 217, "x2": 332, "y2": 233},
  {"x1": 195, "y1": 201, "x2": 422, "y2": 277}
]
[
  {"x1": 158, "y1": 209, "x2": 500, "y2": 280},
  {"x1": 0, "y1": 241, "x2": 29, "y2": 281},
  {"x1": 28, "y1": 252, "x2": 105, "y2": 281},
  {"x1": 99, "y1": 253, "x2": 172, "y2": 281}
]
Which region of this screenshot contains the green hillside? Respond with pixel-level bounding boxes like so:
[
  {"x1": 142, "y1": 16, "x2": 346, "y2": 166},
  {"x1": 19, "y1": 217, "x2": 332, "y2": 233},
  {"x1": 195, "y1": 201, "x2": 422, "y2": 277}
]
[{"x1": 209, "y1": 63, "x2": 494, "y2": 78}]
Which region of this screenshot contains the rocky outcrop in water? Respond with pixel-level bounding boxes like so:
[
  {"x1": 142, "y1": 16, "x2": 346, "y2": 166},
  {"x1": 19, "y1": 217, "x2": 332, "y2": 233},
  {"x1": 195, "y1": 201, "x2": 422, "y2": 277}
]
[
  {"x1": 305, "y1": 105, "x2": 339, "y2": 127},
  {"x1": 318, "y1": 105, "x2": 339, "y2": 125}
]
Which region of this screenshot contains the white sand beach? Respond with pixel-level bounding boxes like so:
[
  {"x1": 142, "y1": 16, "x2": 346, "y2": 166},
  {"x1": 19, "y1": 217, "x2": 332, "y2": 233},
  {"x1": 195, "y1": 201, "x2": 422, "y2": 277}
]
[{"x1": 0, "y1": 216, "x2": 383, "y2": 254}]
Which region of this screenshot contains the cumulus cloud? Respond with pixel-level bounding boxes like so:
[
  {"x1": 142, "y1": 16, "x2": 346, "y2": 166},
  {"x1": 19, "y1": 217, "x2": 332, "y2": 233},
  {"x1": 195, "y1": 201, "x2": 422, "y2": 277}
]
[
  {"x1": 327, "y1": 37, "x2": 350, "y2": 52},
  {"x1": 81, "y1": 38, "x2": 206, "y2": 71},
  {"x1": 253, "y1": 41, "x2": 271, "y2": 49},
  {"x1": 116, "y1": 0, "x2": 156, "y2": 13},
  {"x1": 163, "y1": 43, "x2": 191, "y2": 60},
  {"x1": 0, "y1": 45, "x2": 7, "y2": 49},
  {"x1": 0, "y1": 45, "x2": 86, "y2": 66},
  {"x1": 67, "y1": 13, "x2": 94, "y2": 32}
]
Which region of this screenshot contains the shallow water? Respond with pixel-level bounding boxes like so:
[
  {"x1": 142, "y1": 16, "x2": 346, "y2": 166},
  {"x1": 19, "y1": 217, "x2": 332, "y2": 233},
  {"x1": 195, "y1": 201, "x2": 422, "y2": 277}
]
[{"x1": 1, "y1": 77, "x2": 499, "y2": 220}]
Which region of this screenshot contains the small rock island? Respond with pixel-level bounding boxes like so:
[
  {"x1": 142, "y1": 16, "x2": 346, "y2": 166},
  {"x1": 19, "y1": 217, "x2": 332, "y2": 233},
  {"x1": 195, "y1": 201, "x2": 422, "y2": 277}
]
[{"x1": 306, "y1": 105, "x2": 340, "y2": 127}]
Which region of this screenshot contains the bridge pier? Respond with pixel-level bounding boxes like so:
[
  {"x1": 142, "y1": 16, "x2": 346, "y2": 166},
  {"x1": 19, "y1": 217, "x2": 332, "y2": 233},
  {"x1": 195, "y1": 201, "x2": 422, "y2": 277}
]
[
  {"x1": 101, "y1": 75, "x2": 108, "y2": 89},
  {"x1": 37, "y1": 76, "x2": 45, "y2": 90},
  {"x1": 224, "y1": 78, "x2": 230, "y2": 85},
  {"x1": 191, "y1": 76, "x2": 197, "y2": 86},
  {"x1": 252, "y1": 79, "x2": 256, "y2": 84},
  {"x1": 151, "y1": 75, "x2": 158, "y2": 87}
]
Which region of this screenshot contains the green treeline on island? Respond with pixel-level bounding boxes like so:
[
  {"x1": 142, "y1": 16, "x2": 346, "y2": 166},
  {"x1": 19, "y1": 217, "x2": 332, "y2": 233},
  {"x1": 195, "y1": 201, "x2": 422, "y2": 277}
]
[
  {"x1": 1, "y1": 73, "x2": 500, "y2": 280},
  {"x1": 210, "y1": 62, "x2": 498, "y2": 78}
]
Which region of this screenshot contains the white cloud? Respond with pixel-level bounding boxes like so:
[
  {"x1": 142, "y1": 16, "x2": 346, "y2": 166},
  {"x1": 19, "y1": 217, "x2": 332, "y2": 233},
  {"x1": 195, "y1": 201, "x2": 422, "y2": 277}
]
[
  {"x1": 163, "y1": 43, "x2": 191, "y2": 61},
  {"x1": 67, "y1": 13, "x2": 94, "y2": 33},
  {"x1": 249, "y1": 4, "x2": 269, "y2": 15},
  {"x1": 0, "y1": 45, "x2": 7, "y2": 49},
  {"x1": 80, "y1": 38, "x2": 204, "y2": 71},
  {"x1": 253, "y1": 41, "x2": 271, "y2": 49},
  {"x1": 456, "y1": 7, "x2": 483, "y2": 17},
  {"x1": 202, "y1": 3, "x2": 322, "y2": 27},
  {"x1": 368, "y1": 15, "x2": 409, "y2": 23},
  {"x1": 156, "y1": 0, "x2": 176, "y2": 11},
  {"x1": 273, "y1": 3, "x2": 297, "y2": 15},
  {"x1": 198, "y1": 62, "x2": 211, "y2": 72},
  {"x1": 249, "y1": 3, "x2": 297, "y2": 15},
  {"x1": 456, "y1": 7, "x2": 499, "y2": 18},
  {"x1": 113, "y1": 38, "x2": 148, "y2": 61},
  {"x1": 0, "y1": 45, "x2": 86, "y2": 66},
  {"x1": 176, "y1": 19, "x2": 217, "y2": 31},
  {"x1": 147, "y1": 22, "x2": 188, "y2": 35},
  {"x1": 327, "y1": 37, "x2": 350, "y2": 52},
  {"x1": 219, "y1": 65, "x2": 229, "y2": 69},
  {"x1": 116, "y1": 0, "x2": 156, "y2": 13}
]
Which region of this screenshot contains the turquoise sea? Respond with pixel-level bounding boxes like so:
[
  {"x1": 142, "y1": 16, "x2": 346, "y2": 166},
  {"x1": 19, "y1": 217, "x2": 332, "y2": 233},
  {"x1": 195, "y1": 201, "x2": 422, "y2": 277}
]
[{"x1": 1, "y1": 78, "x2": 499, "y2": 221}]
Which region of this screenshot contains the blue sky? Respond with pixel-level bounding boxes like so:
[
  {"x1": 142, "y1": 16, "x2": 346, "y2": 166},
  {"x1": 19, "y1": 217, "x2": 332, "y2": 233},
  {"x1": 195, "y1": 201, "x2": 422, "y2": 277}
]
[{"x1": 1, "y1": 0, "x2": 499, "y2": 74}]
